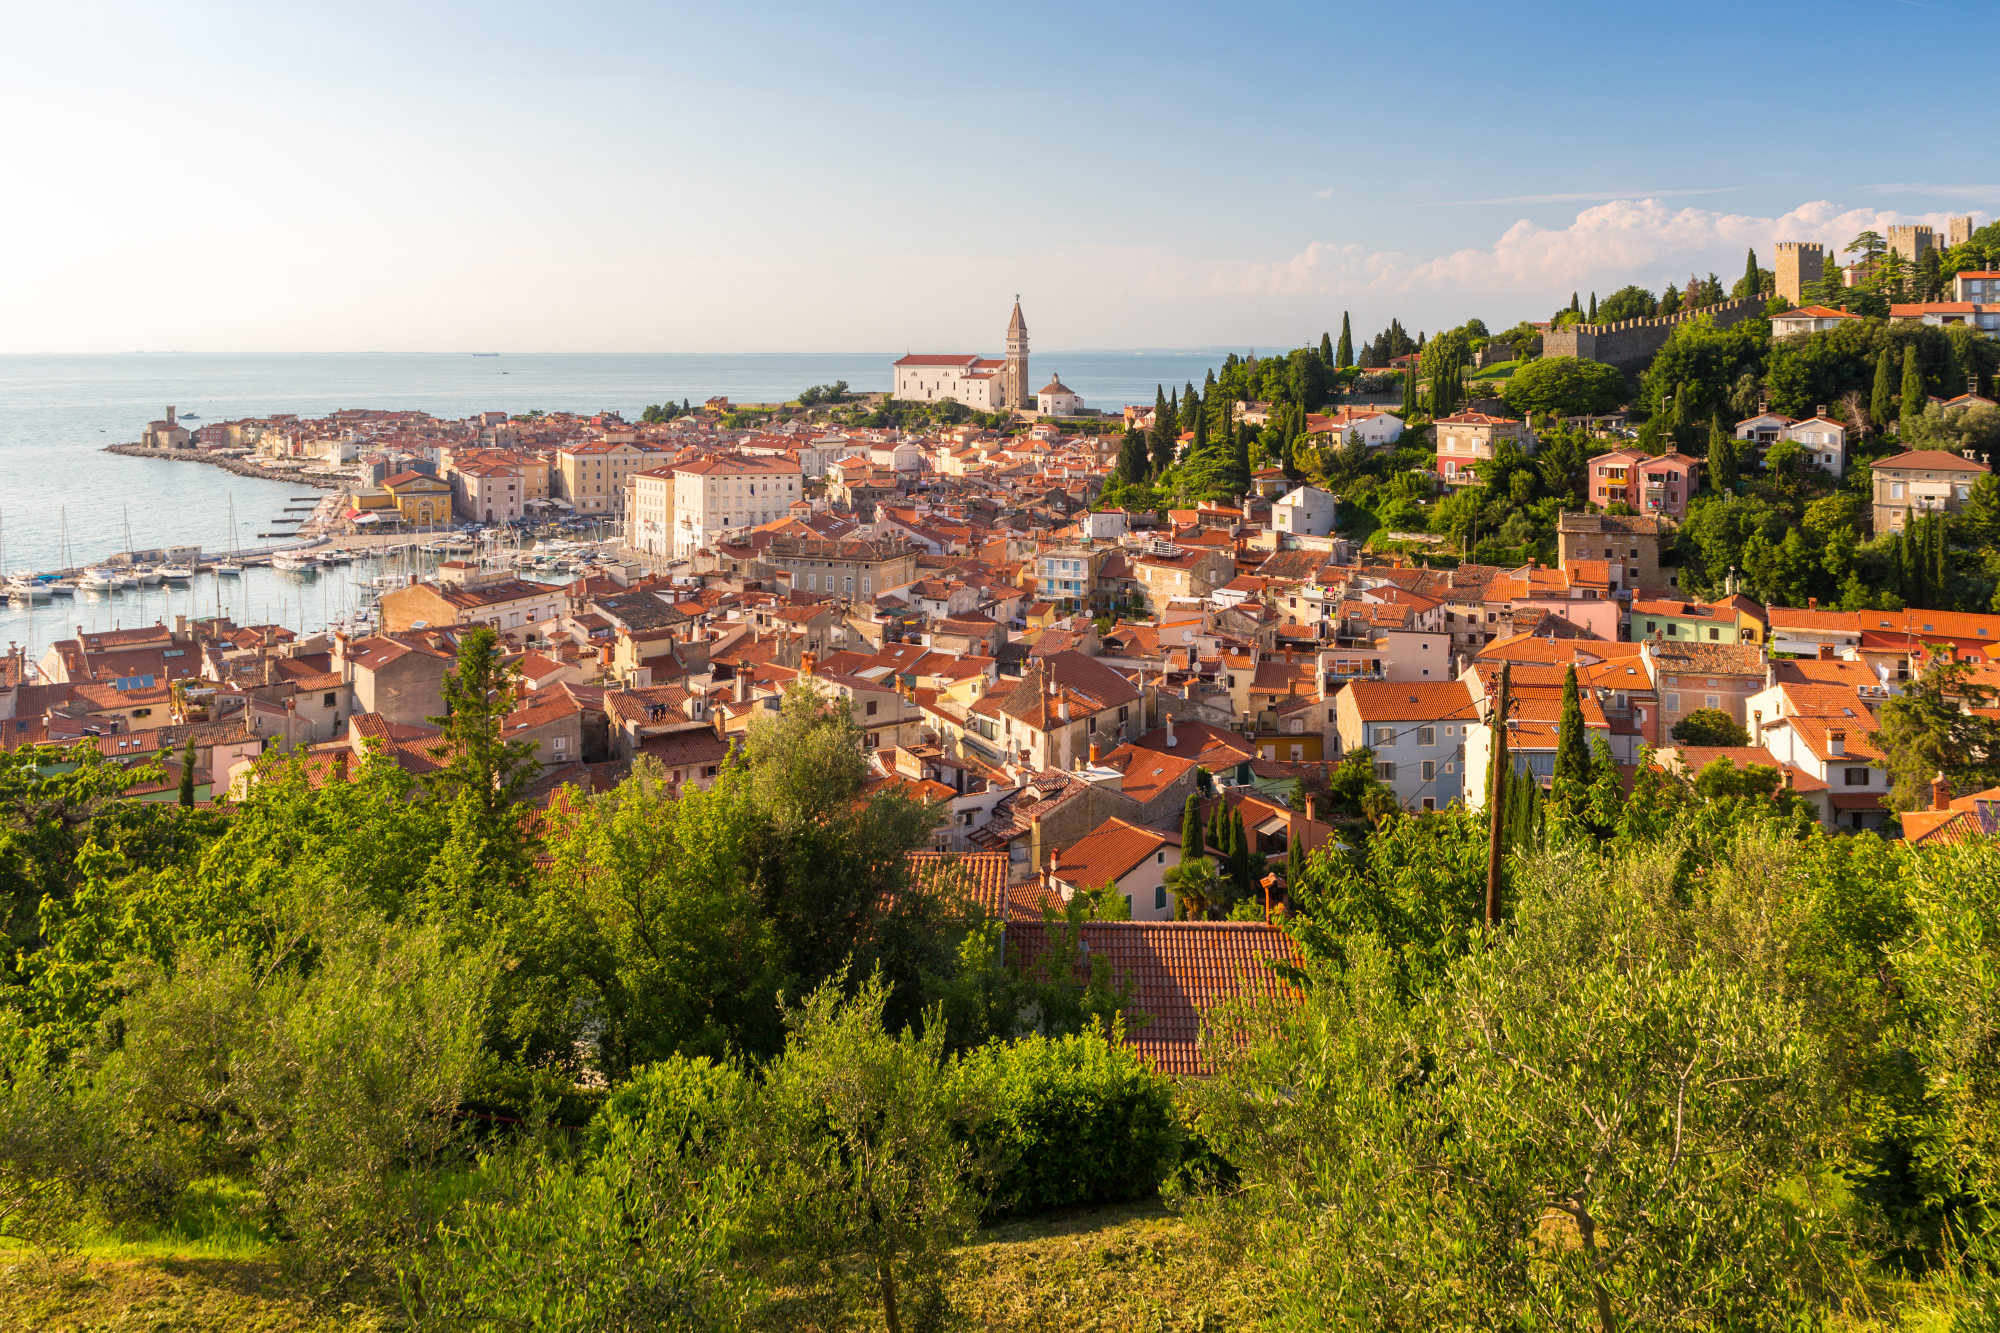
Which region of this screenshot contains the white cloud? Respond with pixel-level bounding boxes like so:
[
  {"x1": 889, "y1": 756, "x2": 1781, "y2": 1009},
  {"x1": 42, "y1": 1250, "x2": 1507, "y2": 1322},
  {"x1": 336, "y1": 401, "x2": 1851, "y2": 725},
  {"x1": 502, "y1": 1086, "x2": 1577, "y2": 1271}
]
[
  {"x1": 1312, "y1": 186, "x2": 1335, "y2": 199},
  {"x1": 1198, "y1": 198, "x2": 1987, "y2": 304}
]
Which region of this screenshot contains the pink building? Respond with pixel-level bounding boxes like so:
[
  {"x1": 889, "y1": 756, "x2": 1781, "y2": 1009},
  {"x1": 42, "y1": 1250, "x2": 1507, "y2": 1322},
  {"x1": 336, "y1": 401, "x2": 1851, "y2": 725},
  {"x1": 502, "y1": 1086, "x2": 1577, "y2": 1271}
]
[{"x1": 1585, "y1": 448, "x2": 1702, "y2": 518}]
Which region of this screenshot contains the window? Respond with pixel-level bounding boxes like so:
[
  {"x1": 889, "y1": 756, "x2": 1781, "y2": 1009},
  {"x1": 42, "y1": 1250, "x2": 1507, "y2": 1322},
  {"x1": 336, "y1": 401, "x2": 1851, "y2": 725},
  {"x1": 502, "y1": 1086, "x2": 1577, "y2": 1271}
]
[
  {"x1": 1374, "y1": 761, "x2": 1397, "y2": 781},
  {"x1": 1421, "y1": 797, "x2": 1436, "y2": 811},
  {"x1": 1155, "y1": 884, "x2": 1167, "y2": 911},
  {"x1": 1704, "y1": 695, "x2": 1720, "y2": 709},
  {"x1": 1665, "y1": 693, "x2": 1681, "y2": 711},
  {"x1": 1891, "y1": 482, "x2": 1906, "y2": 499},
  {"x1": 1156, "y1": 851, "x2": 1165, "y2": 864},
  {"x1": 1844, "y1": 768, "x2": 1870, "y2": 786},
  {"x1": 865, "y1": 700, "x2": 878, "y2": 716},
  {"x1": 323, "y1": 692, "x2": 337, "y2": 707},
  {"x1": 701, "y1": 765, "x2": 718, "y2": 779},
  {"x1": 1421, "y1": 760, "x2": 1436, "y2": 781},
  {"x1": 553, "y1": 736, "x2": 568, "y2": 753},
  {"x1": 1708, "y1": 627, "x2": 1719, "y2": 640},
  {"x1": 1373, "y1": 726, "x2": 1396, "y2": 745},
  {"x1": 1444, "y1": 761, "x2": 1455, "y2": 774},
  {"x1": 1418, "y1": 726, "x2": 1436, "y2": 746}
]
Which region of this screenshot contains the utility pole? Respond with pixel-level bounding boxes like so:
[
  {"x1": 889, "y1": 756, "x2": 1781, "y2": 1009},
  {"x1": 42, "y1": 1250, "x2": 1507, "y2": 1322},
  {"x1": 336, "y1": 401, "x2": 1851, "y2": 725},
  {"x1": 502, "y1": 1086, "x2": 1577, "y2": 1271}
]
[{"x1": 1484, "y1": 662, "x2": 1511, "y2": 928}]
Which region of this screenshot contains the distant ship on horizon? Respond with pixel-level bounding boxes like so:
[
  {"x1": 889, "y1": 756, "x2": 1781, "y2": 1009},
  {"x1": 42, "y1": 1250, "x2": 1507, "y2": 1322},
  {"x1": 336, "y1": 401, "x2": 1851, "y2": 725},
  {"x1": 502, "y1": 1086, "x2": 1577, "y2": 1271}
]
[{"x1": 472, "y1": 352, "x2": 500, "y2": 357}]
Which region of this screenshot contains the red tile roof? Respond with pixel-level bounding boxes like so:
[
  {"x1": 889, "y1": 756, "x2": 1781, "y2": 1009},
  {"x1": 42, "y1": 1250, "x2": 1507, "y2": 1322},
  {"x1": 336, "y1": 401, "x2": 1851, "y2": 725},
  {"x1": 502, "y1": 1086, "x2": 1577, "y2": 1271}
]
[{"x1": 1004, "y1": 920, "x2": 1301, "y2": 1075}]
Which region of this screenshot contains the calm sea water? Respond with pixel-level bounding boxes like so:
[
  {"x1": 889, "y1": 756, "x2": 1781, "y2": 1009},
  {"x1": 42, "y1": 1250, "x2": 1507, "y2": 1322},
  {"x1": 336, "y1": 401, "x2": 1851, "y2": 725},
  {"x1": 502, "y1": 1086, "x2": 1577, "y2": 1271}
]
[{"x1": 0, "y1": 350, "x2": 1236, "y2": 667}]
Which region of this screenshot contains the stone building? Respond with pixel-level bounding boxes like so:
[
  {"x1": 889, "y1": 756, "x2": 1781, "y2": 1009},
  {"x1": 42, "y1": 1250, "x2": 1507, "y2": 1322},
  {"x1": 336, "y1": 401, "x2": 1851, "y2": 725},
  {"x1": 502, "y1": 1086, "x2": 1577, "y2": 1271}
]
[
  {"x1": 1540, "y1": 296, "x2": 1764, "y2": 383},
  {"x1": 1556, "y1": 511, "x2": 1675, "y2": 590},
  {"x1": 891, "y1": 300, "x2": 1031, "y2": 410},
  {"x1": 1774, "y1": 241, "x2": 1824, "y2": 306}
]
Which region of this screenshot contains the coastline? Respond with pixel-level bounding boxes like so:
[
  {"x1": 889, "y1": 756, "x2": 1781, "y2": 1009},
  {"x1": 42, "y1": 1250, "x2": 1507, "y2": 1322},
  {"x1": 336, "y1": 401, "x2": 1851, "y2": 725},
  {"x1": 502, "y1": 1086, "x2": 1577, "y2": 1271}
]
[{"x1": 102, "y1": 442, "x2": 346, "y2": 490}]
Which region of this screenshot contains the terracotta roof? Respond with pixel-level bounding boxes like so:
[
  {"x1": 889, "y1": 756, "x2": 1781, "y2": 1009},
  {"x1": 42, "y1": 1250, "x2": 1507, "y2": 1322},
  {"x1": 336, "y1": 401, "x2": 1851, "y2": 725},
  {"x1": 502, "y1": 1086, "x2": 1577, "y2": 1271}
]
[
  {"x1": 1048, "y1": 817, "x2": 1183, "y2": 892},
  {"x1": 907, "y1": 850, "x2": 1015, "y2": 919},
  {"x1": 1004, "y1": 921, "x2": 1301, "y2": 1076},
  {"x1": 1338, "y1": 680, "x2": 1479, "y2": 723},
  {"x1": 1873, "y1": 450, "x2": 1991, "y2": 473}
]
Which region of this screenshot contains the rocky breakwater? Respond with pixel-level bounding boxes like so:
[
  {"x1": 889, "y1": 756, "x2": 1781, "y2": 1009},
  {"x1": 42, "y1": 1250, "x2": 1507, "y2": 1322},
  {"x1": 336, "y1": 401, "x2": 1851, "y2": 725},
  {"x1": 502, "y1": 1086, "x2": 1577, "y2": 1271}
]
[{"x1": 103, "y1": 443, "x2": 344, "y2": 489}]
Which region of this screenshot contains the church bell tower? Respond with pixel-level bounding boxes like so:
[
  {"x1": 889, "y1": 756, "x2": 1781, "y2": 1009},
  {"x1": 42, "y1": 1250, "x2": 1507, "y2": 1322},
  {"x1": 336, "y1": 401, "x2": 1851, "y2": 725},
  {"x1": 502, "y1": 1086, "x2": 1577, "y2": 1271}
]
[{"x1": 1005, "y1": 297, "x2": 1029, "y2": 410}]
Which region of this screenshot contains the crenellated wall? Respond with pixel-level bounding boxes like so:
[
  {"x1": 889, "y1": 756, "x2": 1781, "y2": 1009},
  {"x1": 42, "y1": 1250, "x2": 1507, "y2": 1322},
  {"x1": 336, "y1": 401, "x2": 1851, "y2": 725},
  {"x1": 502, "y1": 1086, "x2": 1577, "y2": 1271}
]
[{"x1": 1541, "y1": 296, "x2": 1765, "y2": 381}]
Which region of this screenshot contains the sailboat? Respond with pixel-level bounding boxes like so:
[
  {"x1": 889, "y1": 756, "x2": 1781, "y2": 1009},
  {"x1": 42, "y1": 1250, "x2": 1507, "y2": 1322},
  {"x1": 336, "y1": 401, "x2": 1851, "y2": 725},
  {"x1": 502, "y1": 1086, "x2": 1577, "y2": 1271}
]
[
  {"x1": 216, "y1": 496, "x2": 244, "y2": 575},
  {"x1": 44, "y1": 509, "x2": 77, "y2": 595}
]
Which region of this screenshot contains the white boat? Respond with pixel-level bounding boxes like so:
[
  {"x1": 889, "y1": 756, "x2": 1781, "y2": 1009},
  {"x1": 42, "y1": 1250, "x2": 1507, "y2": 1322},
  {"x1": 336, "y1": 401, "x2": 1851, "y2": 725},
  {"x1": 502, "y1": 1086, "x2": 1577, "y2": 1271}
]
[
  {"x1": 45, "y1": 577, "x2": 77, "y2": 597},
  {"x1": 134, "y1": 566, "x2": 166, "y2": 586},
  {"x1": 78, "y1": 568, "x2": 117, "y2": 592},
  {"x1": 215, "y1": 559, "x2": 245, "y2": 576},
  {"x1": 158, "y1": 564, "x2": 193, "y2": 583},
  {"x1": 216, "y1": 498, "x2": 244, "y2": 575},
  {"x1": 272, "y1": 550, "x2": 318, "y2": 573},
  {"x1": 5, "y1": 574, "x2": 50, "y2": 601}
]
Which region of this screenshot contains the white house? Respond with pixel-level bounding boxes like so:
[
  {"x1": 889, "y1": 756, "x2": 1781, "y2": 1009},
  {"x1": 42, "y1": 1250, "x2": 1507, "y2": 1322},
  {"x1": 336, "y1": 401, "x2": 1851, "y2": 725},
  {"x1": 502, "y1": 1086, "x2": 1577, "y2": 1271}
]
[
  {"x1": 1308, "y1": 407, "x2": 1405, "y2": 450},
  {"x1": 1331, "y1": 680, "x2": 1479, "y2": 812},
  {"x1": 1036, "y1": 375, "x2": 1083, "y2": 417},
  {"x1": 1272, "y1": 484, "x2": 1337, "y2": 537},
  {"x1": 1758, "y1": 714, "x2": 1892, "y2": 832},
  {"x1": 1769, "y1": 306, "x2": 1863, "y2": 337},
  {"x1": 1046, "y1": 815, "x2": 1202, "y2": 921},
  {"x1": 1777, "y1": 415, "x2": 1849, "y2": 476}
]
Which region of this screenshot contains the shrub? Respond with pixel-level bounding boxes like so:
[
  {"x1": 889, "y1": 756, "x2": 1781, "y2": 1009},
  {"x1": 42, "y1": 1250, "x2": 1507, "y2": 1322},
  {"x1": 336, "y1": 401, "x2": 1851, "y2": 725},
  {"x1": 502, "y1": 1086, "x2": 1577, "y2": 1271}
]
[
  {"x1": 961, "y1": 1029, "x2": 1180, "y2": 1217},
  {"x1": 587, "y1": 1054, "x2": 747, "y2": 1155}
]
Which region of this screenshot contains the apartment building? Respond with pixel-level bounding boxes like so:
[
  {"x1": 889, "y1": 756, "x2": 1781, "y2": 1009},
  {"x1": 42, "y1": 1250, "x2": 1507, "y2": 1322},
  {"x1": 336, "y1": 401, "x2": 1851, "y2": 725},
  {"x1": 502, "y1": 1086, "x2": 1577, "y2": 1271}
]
[
  {"x1": 668, "y1": 455, "x2": 805, "y2": 556},
  {"x1": 1331, "y1": 680, "x2": 1479, "y2": 812},
  {"x1": 1871, "y1": 450, "x2": 1991, "y2": 533}
]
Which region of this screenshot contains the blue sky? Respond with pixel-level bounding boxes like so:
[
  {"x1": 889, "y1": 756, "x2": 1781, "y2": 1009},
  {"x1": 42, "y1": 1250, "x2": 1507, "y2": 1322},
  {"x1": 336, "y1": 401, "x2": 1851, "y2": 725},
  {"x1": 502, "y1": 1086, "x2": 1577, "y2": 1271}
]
[{"x1": 5, "y1": 0, "x2": 1995, "y2": 354}]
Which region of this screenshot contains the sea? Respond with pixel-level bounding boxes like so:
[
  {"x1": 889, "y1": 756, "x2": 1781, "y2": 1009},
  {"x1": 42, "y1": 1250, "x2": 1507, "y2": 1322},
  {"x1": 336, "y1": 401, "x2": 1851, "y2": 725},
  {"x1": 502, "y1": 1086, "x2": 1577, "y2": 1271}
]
[{"x1": 0, "y1": 350, "x2": 1239, "y2": 668}]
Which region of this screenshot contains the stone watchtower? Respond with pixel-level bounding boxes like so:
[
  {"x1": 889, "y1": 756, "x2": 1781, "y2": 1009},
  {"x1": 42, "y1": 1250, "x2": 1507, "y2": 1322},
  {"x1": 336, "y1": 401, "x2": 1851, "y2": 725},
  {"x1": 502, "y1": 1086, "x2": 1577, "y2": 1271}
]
[
  {"x1": 1774, "y1": 241, "x2": 1824, "y2": 305},
  {"x1": 1005, "y1": 298, "x2": 1029, "y2": 410}
]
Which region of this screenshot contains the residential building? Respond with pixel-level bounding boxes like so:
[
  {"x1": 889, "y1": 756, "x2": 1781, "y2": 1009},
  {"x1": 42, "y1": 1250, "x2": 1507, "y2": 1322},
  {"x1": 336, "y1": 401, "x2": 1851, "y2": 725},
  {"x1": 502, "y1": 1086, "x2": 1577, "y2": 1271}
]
[
  {"x1": 1769, "y1": 306, "x2": 1863, "y2": 337},
  {"x1": 1953, "y1": 271, "x2": 2000, "y2": 304},
  {"x1": 1331, "y1": 680, "x2": 1480, "y2": 812},
  {"x1": 1888, "y1": 303, "x2": 2000, "y2": 335},
  {"x1": 555, "y1": 439, "x2": 666, "y2": 515},
  {"x1": 1765, "y1": 606, "x2": 1864, "y2": 658},
  {"x1": 1131, "y1": 542, "x2": 1237, "y2": 614},
  {"x1": 450, "y1": 460, "x2": 524, "y2": 524},
  {"x1": 333, "y1": 634, "x2": 452, "y2": 727},
  {"x1": 1870, "y1": 450, "x2": 1992, "y2": 533},
  {"x1": 1630, "y1": 597, "x2": 1765, "y2": 646},
  {"x1": 1433, "y1": 411, "x2": 1535, "y2": 486},
  {"x1": 379, "y1": 564, "x2": 567, "y2": 636},
  {"x1": 1556, "y1": 511, "x2": 1675, "y2": 590},
  {"x1": 1759, "y1": 715, "x2": 1892, "y2": 831},
  {"x1": 1305, "y1": 406, "x2": 1404, "y2": 450},
  {"x1": 1271, "y1": 484, "x2": 1337, "y2": 537},
  {"x1": 963, "y1": 652, "x2": 1146, "y2": 771},
  {"x1": 1045, "y1": 817, "x2": 1197, "y2": 921},
  {"x1": 761, "y1": 535, "x2": 918, "y2": 602},
  {"x1": 669, "y1": 455, "x2": 806, "y2": 556},
  {"x1": 1776, "y1": 414, "x2": 1850, "y2": 476},
  {"x1": 1584, "y1": 448, "x2": 1702, "y2": 518},
  {"x1": 1642, "y1": 639, "x2": 1764, "y2": 737}
]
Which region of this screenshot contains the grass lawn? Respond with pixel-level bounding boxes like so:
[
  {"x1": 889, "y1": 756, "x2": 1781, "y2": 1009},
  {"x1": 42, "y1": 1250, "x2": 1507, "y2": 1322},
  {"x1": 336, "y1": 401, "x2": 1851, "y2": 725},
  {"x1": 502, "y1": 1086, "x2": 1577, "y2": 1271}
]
[
  {"x1": 1466, "y1": 360, "x2": 1519, "y2": 381},
  {"x1": 2, "y1": 1200, "x2": 1263, "y2": 1333}
]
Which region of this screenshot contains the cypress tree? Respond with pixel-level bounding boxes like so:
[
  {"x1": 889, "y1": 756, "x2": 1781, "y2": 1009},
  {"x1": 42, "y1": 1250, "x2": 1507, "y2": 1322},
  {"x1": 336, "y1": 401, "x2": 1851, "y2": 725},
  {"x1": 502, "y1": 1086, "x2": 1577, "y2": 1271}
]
[
  {"x1": 1230, "y1": 423, "x2": 1251, "y2": 492},
  {"x1": 1570, "y1": 292, "x2": 1581, "y2": 314},
  {"x1": 1320, "y1": 331, "x2": 1334, "y2": 367},
  {"x1": 1932, "y1": 513, "x2": 1949, "y2": 610},
  {"x1": 1707, "y1": 418, "x2": 1737, "y2": 494},
  {"x1": 1117, "y1": 430, "x2": 1149, "y2": 485},
  {"x1": 1208, "y1": 793, "x2": 1227, "y2": 850},
  {"x1": 178, "y1": 736, "x2": 197, "y2": 808},
  {"x1": 1229, "y1": 807, "x2": 1254, "y2": 899},
  {"x1": 1284, "y1": 836, "x2": 1304, "y2": 895},
  {"x1": 1180, "y1": 791, "x2": 1202, "y2": 863},
  {"x1": 1744, "y1": 247, "x2": 1760, "y2": 296},
  {"x1": 1150, "y1": 384, "x2": 1176, "y2": 471},
  {"x1": 1872, "y1": 348, "x2": 1897, "y2": 429},
  {"x1": 1337, "y1": 312, "x2": 1354, "y2": 368},
  {"x1": 1902, "y1": 347, "x2": 1927, "y2": 425},
  {"x1": 1553, "y1": 665, "x2": 1592, "y2": 788},
  {"x1": 1588, "y1": 291, "x2": 1598, "y2": 321}
]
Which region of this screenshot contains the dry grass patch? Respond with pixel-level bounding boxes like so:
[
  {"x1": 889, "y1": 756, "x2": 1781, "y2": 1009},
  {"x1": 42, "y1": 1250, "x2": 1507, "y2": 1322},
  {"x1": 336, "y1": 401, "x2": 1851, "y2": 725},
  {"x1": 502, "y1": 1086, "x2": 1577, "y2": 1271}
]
[{"x1": 0, "y1": 1254, "x2": 399, "y2": 1333}]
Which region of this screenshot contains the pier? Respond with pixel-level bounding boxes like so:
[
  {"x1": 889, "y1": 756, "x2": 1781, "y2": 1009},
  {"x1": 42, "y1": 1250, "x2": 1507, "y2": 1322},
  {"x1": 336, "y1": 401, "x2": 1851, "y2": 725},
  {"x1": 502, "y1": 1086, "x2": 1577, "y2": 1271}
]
[{"x1": 101, "y1": 442, "x2": 348, "y2": 489}]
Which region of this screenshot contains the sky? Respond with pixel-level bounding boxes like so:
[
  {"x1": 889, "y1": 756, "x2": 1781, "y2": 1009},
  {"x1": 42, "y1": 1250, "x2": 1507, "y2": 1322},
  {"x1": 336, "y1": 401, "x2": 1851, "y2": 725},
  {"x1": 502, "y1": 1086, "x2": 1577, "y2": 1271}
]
[{"x1": 5, "y1": 0, "x2": 1997, "y2": 355}]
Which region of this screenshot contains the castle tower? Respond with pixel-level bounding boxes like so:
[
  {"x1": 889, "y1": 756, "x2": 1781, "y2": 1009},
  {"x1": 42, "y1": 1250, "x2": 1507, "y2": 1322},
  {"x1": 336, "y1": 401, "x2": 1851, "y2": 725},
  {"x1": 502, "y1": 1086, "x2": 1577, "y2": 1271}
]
[
  {"x1": 1774, "y1": 241, "x2": 1824, "y2": 305},
  {"x1": 1005, "y1": 298, "x2": 1029, "y2": 410},
  {"x1": 1888, "y1": 224, "x2": 1937, "y2": 266},
  {"x1": 1950, "y1": 215, "x2": 1975, "y2": 247}
]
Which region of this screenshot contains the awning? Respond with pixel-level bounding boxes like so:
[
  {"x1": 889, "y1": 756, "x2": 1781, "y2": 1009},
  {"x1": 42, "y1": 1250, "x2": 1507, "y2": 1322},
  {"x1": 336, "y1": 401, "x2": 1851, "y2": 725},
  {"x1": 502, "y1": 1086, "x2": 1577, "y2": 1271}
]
[{"x1": 347, "y1": 511, "x2": 382, "y2": 524}]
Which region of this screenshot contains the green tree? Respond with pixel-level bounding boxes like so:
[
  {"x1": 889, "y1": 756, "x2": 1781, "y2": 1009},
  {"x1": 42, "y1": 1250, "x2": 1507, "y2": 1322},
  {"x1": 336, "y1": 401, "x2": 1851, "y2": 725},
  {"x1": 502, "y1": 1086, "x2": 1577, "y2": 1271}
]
[
  {"x1": 1149, "y1": 385, "x2": 1178, "y2": 475},
  {"x1": 1868, "y1": 655, "x2": 2000, "y2": 811},
  {"x1": 1504, "y1": 356, "x2": 1628, "y2": 418},
  {"x1": 1336, "y1": 312, "x2": 1354, "y2": 369},
  {"x1": 1670, "y1": 708, "x2": 1752, "y2": 747},
  {"x1": 1595, "y1": 286, "x2": 1657, "y2": 323},
  {"x1": 754, "y1": 971, "x2": 992, "y2": 1333},
  {"x1": 1706, "y1": 418, "x2": 1738, "y2": 494},
  {"x1": 1115, "y1": 430, "x2": 1149, "y2": 485},
  {"x1": 1319, "y1": 331, "x2": 1334, "y2": 367},
  {"x1": 1871, "y1": 347, "x2": 1898, "y2": 429},
  {"x1": 176, "y1": 737, "x2": 196, "y2": 809},
  {"x1": 1553, "y1": 665, "x2": 1594, "y2": 788},
  {"x1": 1903, "y1": 346, "x2": 1928, "y2": 425},
  {"x1": 1179, "y1": 791, "x2": 1202, "y2": 864}
]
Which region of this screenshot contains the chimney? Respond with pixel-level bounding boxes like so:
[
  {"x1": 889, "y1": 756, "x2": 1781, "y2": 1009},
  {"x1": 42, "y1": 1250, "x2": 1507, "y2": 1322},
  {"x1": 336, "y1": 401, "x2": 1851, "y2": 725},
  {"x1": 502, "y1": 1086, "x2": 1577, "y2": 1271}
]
[
  {"x1": 1807, "y1": 597, "x2": 1817, "y2": 612},
  {"x1": 331, "y1": 751, "x2": 349, "y2": 783},
  {"x1": 1817, "y1": 643, "x2": 1833, "y2": 661},
  {"x1": 1058, "y1": 696, "x2": 1071, "y2": 723},
  {"x1": 1752, "y1": 709, "x2": 1763, "y2": 742},
  {"x1": 1305, "y1": 794, "x2": 1316, "y2": 822},
  {"x1": 1931, "y1": 772, "x2": 1952, "y2": 811},
  {"x1": 1828, "y1": 730, "x2": 1846, "y2": 756},
  {"x1": 1165, "y1": 712, "x2": 1176, "y2": 747},
  {"x1": 1088, "y1": 740, "x2": 1100, "y2": 763}
]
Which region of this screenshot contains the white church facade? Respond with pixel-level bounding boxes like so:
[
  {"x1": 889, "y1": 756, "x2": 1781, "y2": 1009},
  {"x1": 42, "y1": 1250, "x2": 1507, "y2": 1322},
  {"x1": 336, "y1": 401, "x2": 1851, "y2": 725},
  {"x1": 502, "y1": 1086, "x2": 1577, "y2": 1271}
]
[{"x1": 893, "y1": 301, "x2": 1030, "y2": 411}]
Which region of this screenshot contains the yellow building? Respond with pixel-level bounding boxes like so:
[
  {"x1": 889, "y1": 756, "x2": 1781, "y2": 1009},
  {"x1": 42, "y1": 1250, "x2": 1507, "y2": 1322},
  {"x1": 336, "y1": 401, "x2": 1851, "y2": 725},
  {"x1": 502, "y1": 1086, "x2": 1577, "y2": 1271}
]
[
  {"x1": 556, "y1": 440, "x2": 669, "y2": 515},
  {"x1": 382, "y1": 470, "x2": 455, "y2": 526}
]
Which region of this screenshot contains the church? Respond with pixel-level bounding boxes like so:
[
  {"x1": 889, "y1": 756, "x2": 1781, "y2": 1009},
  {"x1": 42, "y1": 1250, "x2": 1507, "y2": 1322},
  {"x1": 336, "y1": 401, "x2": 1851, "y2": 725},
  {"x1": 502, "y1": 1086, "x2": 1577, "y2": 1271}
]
[{"x1": 893, "y1": 300, "x2": 1029, "y2": 411}]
